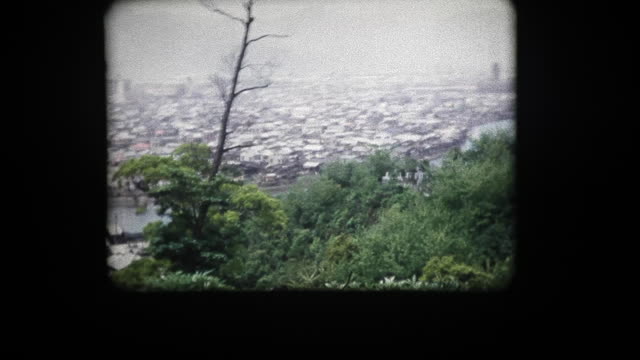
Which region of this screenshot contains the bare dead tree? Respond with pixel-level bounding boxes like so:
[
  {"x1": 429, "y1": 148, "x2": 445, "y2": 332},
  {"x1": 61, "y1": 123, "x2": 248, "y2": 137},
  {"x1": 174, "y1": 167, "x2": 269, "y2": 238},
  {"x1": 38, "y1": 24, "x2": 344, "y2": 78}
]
[{"x1": 200, "y1": 0, "x2": 288, "y2": 178}]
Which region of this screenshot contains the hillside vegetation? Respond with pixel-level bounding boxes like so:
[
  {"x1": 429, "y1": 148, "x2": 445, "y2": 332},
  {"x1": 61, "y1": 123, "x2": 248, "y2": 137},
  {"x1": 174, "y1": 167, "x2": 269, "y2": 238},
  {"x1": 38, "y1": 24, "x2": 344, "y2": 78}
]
[{"x1": 111, "y1": 130, "x2": 515, "y2": 291}]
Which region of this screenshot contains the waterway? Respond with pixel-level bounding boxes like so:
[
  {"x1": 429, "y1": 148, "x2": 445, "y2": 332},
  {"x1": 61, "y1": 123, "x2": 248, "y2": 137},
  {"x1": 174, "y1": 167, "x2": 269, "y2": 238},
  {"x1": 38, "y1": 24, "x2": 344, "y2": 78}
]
[{"x1": 108, "y1": 199, "x2": 169, "y2": 235}]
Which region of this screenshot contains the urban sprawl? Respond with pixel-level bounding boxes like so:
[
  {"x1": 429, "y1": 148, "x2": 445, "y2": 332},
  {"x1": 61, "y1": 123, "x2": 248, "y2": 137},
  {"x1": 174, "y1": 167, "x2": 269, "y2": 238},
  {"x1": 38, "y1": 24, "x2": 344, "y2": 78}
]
[{"x1": 107, "y1": 72, "x2": 514, "y2": 197}]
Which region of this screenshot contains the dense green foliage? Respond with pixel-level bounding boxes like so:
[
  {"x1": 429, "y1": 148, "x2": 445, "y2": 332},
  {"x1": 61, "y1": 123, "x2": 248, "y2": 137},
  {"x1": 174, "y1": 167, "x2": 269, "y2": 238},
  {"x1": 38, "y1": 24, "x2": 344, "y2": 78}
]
[
  {"x1": 112, "y1": 144, "x2": 288, "y2": 288},
  {"x1": 142, "y1": 270, "x2": 233, "y2": 291},
  {"x1": 110, "y1": 258, "x2": 172, "y2": 291},
  {"x1": 344, "y1": 131, "x2": 515, "y2": 286},
  {"x1": 111, "y1": 258, "x2": 232, "y2": 291},
  {"x1": 420, "y1": 256, "x2": 493, "y2": 290},
  {"x1": 110, "y1": 130, "x2": 515, "y2": 291}
]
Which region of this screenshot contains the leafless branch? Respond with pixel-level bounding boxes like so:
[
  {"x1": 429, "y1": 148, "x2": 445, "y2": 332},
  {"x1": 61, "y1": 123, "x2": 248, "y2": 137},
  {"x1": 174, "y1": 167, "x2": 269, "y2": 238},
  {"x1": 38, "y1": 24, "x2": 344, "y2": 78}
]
[
  {"x1": 234, "y1": 83, "x2": 271, "y2": 97},
  {"x1": 245, "y1": 0, "x2": 255, "y2": 13},
  {"x1": 222, "y1": 143, "x2": 255, "y2": 153},
  {"x1": 246, "y1": 34, "x2": 289, "y2": 46},
  {"x1": 202, "y1": 0, "x2": 287, "y2": 178},
  {"x1": 214, "y1": 8, "x2": 246, "y2": 23},
  {"x1": 199, "y1": 1, "x2": 246, "y2": 23}
]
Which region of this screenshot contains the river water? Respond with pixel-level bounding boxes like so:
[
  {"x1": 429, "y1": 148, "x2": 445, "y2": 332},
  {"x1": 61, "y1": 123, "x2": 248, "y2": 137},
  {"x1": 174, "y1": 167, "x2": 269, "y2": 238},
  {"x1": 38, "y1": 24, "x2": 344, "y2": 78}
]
[
  {"x1": 108, "y1": 201, "x2": 169, "y2": 235},
  {"x1": 107, "y1": 119, "x2": 515, "y2": 234}
]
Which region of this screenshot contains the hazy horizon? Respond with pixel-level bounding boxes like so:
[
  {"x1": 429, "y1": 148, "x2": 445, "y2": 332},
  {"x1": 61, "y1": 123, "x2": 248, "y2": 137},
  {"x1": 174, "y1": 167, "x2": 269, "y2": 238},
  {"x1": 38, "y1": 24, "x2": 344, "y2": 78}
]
[{"x1": 105, "y1": 0, "x2": 515, "y2": 83}]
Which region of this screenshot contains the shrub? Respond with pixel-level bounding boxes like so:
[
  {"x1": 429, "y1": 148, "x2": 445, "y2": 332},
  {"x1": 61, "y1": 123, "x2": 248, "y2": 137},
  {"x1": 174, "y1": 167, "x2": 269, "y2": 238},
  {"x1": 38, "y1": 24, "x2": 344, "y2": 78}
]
[
  {"x1": 420, "y1": 256, "x2": 494, "y2": 290},
  {"x1": 110, "y1": 258, "x2": 172, "y2": 291},
  {"x1": 250, "y1": 259, "x2": 323, "y2": 290},
  {"x1": 325, "y1": 234, "x2": 358, "y2": 263},
  {"x1": 323, "y1": 275, "x2": 444, "y2": 290},
  {"x1": 274, "y1": 132, "x2": 515, "y2": 290},
  {"x1": 371, "y1": 275, "x2": 438, "y2": 290},
  {"x1": 488, "y1": 256, "x2": 514, "y2": 289},
  {"x1": 143, "y1": 270, "x2": 233, "y2": 291},
  {"x1": 347, "y1": 202, "x2": 468, "y2": 284},
  {"x1": 426, "y1": 130, "x2": 515, "y2": 266}
]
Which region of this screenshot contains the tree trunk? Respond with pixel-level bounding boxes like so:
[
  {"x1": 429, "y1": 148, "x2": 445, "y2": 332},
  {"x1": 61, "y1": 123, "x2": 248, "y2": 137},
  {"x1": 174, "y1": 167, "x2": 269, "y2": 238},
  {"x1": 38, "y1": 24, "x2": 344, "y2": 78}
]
[
  {"x1": 210, "y1": 8, "x2": 254, "y2": 178},
  {"x1": 199, "y1": 1, "x2": 257, "y2": 238}
]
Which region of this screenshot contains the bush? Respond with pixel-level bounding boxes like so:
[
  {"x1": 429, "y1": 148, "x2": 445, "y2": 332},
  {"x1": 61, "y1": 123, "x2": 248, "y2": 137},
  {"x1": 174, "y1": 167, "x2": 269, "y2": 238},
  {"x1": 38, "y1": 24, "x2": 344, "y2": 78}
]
[
  {"x1": 143, "y1": 270, "x2": 233, "y2": 291},
  {"x1": 424, "y1": 129, "x2": 515, "y2": 266},
  {"x1": 323, "y1": 275, "x2": 444, "y2": 290},
  {"x1": 252, "y1": 259, "x2": 323, "y2": 289},
  {"x1": 420, "y1": 256, "x2": 494, "y2": 290},
  {"x1": 365, "y1": 150, "x2": 396, "y2": 179},
  {"x1": 488, "y1": 256, "x2": 514, "y2": 289},
  {"x1": 325, "y1": 234, "x2": 358, "y2": 263},
  {"x1": 146, "y1": 223, "x2": 228, "y2": 273},
  {"x1": 265, "y1": 132, "x2": 514, "y2": 290},
  {"x1": 111, "y1": 257, "x2": 233, "y2": 291},
  {"x1": 346, "y1": 202, "x2": 469, "y2": 284},
  {"x1": 110, "y1": 258, "x2": 172, "y2": 291}
]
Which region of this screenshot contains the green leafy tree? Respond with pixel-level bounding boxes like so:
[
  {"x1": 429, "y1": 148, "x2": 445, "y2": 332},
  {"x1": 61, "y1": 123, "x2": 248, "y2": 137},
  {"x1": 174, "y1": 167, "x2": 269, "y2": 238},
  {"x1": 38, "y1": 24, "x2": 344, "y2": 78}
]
[
  {"x1": 365, "y1": 150, "x2": 396, "y2": 179},
  {"x1": 343, "y1": 131, "x2": 515, "y2": 286},
  {"x1": 114, "y1": 143, "x2": 228, "y2": 239},
  {"x1": 272, "y1": 150, "x2": 430, "y2": 288},
  {"x1": 430, "y1": 130, "x2": 515, "y2": 268},
  {"x1": 114, "y1": 143, "x2": 288, "y2": 280},
  {"x1": 320, "y1": 234, "x2": 358, "y2": 284},
  {"x1": 214, "y1": 184, "x2": 289, "y2": 287},
  {"x1": 283, "y1": 177, "x2": 345, "y2": 236},
  {"x1": 346, "y1": 202, "x2": 468, "y2": 284}
]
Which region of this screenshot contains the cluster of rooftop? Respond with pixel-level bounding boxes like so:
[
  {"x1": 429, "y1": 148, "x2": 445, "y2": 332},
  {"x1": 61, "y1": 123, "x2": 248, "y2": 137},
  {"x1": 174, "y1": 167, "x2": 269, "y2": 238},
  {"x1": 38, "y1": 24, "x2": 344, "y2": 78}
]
[{"x1": 107, "y1": 73, "x2": 514, "y2": 194}]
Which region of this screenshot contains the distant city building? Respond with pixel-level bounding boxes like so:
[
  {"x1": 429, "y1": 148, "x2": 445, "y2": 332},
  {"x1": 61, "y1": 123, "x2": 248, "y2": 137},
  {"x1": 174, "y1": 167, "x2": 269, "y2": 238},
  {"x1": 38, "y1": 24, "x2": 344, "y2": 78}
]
[
  {"x1": 478, "y1": 63, "x2": 511, "y2": 93},
  {"x1": 112, "y1": 78, "x2": 131, "y2": 103},
  {"x1": 106, "y1": 74, "x2": 515, "y2": 193},
  {"x1": 185, "y1": 77, "x2": 194, "y2": 96},
  {"x1": 492, "y1": 62, "x2": 500, "y2": 82},
  {"x1": 302, "y1": 161, "x2": 321, "y2": 170},
  {"x1": 108, "y1": 223, "x2": 124, "y2": 241}
]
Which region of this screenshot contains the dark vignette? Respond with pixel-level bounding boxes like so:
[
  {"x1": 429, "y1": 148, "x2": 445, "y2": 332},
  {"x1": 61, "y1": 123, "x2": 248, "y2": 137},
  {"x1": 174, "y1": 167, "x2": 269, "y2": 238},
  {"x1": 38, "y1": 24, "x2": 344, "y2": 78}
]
[{"x1": 30, "y1": 0, "x2": 609, "y2": 346}]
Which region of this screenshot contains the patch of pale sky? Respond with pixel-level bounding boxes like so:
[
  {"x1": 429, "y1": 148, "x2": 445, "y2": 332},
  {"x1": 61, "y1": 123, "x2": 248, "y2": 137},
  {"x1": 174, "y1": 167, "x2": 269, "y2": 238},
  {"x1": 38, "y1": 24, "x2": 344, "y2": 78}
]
[{"x1": 106, "y1": 0, "x2": 515, "y2": 82}]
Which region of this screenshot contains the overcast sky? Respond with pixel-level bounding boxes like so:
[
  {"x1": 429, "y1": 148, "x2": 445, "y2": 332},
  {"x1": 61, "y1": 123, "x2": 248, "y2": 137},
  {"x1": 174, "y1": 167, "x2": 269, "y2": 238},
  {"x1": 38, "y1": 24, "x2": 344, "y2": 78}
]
[{"x1": 105, "y1": 0, "x2": 515, "y2": 83}]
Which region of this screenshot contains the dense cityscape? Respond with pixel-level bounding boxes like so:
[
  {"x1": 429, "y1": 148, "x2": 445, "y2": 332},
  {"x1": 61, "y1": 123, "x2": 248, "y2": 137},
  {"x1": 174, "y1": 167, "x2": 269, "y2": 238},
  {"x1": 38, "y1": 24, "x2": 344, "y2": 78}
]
[{"x1": 107, "y1": 70, "x2": 514, "y2": 197}]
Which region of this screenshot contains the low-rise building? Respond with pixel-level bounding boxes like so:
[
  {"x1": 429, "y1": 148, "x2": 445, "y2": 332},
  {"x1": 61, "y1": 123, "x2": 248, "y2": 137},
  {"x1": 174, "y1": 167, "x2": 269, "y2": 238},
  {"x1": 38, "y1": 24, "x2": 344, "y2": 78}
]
[{"x1": 107, "y1": 75, "x2": 514, "y2": 189}]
